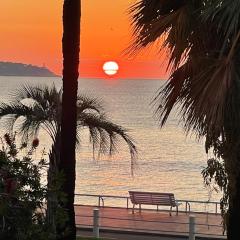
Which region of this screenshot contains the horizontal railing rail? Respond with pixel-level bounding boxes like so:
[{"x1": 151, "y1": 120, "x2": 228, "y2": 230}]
[
  {"x1": 178, "y1": 199, "x2": 220, "y2": 214},
  {"x1": 75, "y1": 193, "x2": 221, "y2": 214}
]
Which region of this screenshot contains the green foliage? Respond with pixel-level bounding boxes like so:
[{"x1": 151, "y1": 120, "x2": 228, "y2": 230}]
[
  {"x1": 0, "y1": 134, "x2": 54, "y2": 240},
  {"x1": 202, "y1": 158, "x2": 228, "y2": 215}
]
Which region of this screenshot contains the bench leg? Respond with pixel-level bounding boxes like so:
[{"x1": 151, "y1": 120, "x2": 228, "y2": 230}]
[
  {"x1": 169, "y1": 206, "x2": 172, "y2": 216},
  {"x1": 132, "y1": 204, "x2": 135, "y2": 214},
  {"x1": 176, "y1": 205, "x2": 179, "y2": 216},
  {"x1": 139, "y1": 204, "x2": 141, "y2": 212}
]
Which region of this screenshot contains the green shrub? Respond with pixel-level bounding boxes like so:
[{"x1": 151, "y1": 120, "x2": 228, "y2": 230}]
[{"x1": 0, "y1": 133, "x2": 54, "y2": 240}]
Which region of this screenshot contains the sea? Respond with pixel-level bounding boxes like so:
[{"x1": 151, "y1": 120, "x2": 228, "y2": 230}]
[{"x1": 0, "y1": 76, "x2": 221, "y2": 210}]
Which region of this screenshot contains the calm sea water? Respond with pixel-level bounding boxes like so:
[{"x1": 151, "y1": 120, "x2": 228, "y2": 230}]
[{"x1": 0, "y1": 76, "x2": 221, "y2": 207}]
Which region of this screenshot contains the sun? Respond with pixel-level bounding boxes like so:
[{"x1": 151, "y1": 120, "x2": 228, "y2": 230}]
[{"x1": 103, "y1": 61, "x2": 119, "y2": 76}]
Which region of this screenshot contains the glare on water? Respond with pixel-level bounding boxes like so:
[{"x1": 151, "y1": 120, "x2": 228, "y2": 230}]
[{"x1": 0, "y1": 76, "x2": 221, "y2": 208}]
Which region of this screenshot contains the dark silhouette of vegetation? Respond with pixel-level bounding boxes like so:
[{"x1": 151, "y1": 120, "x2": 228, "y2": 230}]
[
  {"x1": 202, "y1": 157, "x2": 228, "y2": 234},
  {"x1": 129, "y1": 1, "x2": 240, "y2": 239},
  {"x1": 0, "y1": 134, "x2": 51, "y2": 239},
  {"x1": 0, "y1": 84, "x2": 137, "y2": 238}
]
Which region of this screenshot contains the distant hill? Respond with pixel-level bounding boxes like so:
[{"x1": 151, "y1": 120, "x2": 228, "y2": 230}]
[{"x1": 0, "y1": 62, "x2": 59, "y2": 77}]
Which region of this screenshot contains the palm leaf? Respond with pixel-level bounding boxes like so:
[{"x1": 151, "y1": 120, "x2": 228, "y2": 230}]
[
  {"x1": 77, "y1": 112, "x2": 137, "y2": 159},
  {"x1": 0, "y1": 84, "x2": 137, "y2": 162},
  {"x1": 129, "y1": 0, "x2": 240, "y2": 143}
]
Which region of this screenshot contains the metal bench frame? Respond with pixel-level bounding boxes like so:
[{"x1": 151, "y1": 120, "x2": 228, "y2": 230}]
[{"x1": 129, "y1": 191, "x2": 182, "y2": 216}]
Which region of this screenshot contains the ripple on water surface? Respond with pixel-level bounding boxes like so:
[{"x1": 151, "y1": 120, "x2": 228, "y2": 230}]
[{"x1": 0, "y1": 77, "x2": 221, "y2": 210}]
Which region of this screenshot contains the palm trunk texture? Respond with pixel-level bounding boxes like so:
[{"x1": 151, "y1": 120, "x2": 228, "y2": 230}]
[
  {"x1": 59, "y1": 0, "x2": 80, "y2": 239},
  {"x1": 46, "y1": 130, "x2": 61, "y2": 236},
  {"x1": 228, "y1": 175, "x2": 240, "y2": 239}
]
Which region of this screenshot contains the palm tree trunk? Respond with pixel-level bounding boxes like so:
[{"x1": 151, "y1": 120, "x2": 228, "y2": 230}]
[
  {"x1": 227, "y1": 173, "x2": 240, "y2": 239},
  {"x1": 46, "y1": 131, "x2": 61, "y2": 237},
  {"x1": 46, "y1": 153, "x2": 57, "y2": 235},
  {"x1": 58, "y1": 0, "x2": 80, "y2": 239}
]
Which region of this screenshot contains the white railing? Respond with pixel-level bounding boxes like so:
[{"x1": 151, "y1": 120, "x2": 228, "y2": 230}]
[{"x1": 75, "y1": 193, "x2": 221, "y2": 214}]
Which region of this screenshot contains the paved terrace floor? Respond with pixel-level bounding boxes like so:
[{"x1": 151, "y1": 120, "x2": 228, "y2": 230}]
[{"x1": 75, "y1": 205, "x2": 226, "y2": 239}]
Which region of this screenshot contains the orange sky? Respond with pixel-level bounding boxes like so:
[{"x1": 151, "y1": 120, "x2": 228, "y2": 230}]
[{"x1": 0, "y1": 0, "x2": 168, "y2": 79}]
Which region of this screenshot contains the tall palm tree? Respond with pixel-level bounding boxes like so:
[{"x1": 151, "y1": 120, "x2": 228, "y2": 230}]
[
  {"x1": 61, "y1": 0, "x2": 80, "y2": 238},
  {"x1": 129, "y1": 1, "x2": 240, "y2": 239},
  {"x1": 0, "y1": 84, "x2": 137, "y2": 237}
]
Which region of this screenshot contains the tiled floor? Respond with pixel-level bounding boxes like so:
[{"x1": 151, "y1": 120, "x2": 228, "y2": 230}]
[{"x1": 75, "y1": 205, "x2": 226, "y2": 238}]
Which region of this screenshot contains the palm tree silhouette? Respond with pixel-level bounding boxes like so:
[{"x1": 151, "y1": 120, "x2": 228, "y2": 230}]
[
  {"x1": 129, "y1": 1, "x2": 240, "y2": 238},
  {"x1": 61, "y1": 0, "x2": 81, "y2": 238},
  {"x1": 0, "y1": 84, "x2": 137, "y2": 237}
]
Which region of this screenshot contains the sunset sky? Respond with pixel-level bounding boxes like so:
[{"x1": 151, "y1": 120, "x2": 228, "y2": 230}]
[{"x1": 0, "y1": 0, "x2": 168, "y2": 79}]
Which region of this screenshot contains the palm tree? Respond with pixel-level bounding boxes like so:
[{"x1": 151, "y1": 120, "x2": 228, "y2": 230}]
[
  {"x1": 0, "y1": 84, "x2": 137, "y2": 237},
  {"x1": 129, "y1": 1, "x2": 240, "y2": 239},
  {"x1": 61, "y1": 0, "x2": 80, "y2": 238}
]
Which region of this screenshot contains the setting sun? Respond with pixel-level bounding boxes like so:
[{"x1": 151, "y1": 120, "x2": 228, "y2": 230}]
[{"x1": 103, "y1": 61, "x2": 119, "y2": 76}]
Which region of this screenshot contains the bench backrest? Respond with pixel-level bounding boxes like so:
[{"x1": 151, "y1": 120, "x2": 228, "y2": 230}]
[{"x1": 129, "y1": 191, "x2": 177, "y2": 206}]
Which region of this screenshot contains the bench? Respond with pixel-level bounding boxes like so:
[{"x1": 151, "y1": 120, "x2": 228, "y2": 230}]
[{"x1": 129, "y1": 191, "x2": 181, "y2": 215}]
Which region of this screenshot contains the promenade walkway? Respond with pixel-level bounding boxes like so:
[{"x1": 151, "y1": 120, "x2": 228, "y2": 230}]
[{"x1": 75, "y1": 205, "x2": 226, "y2": 239}]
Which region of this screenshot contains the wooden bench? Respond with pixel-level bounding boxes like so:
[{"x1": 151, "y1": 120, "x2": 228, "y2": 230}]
[{"x1": 129, "y1": 191, "x2": 181, "y2": 215}]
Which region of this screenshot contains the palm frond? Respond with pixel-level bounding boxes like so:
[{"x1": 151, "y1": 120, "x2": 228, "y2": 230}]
[
  {"x1": 203, "y1": 0, "x2": 240, "y2": 43},
  {"x1": 0, "y1": 85, "x2": 58, "y2": 143},
  {"x1": 129, "y1": 0, "x2": 240, "y2": 143},
  {"x1": 128, "y1": 0, "x2": 202, "y2": 70},
  {"x1": 77, "y1": 94, "x2": 103, "y2": 114},
  {"x1": 77, "y1": 112, "x2": 137, "y2": 160},
  {"x1": 11, "y1": 84, "x2": 43, "y2": 104},
  {"x1": 0, "y1": 84, "x2": 137, "y2": 163}
]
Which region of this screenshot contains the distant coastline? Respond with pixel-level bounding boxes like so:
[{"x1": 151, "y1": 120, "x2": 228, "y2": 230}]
[{"x1": 0, "y1": 61, "x2": 59, "y2": 77}]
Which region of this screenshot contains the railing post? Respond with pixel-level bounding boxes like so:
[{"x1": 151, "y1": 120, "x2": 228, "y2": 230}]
[
  {"x1": 189, "y1": 215, "x2": 195, "y2": 240},
  {"x1": 93, "y1": 209, "x2": 99, "y2": 238},
  {"x1": 98, "y1": 196, "x2": 100, "y2": 207}
]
